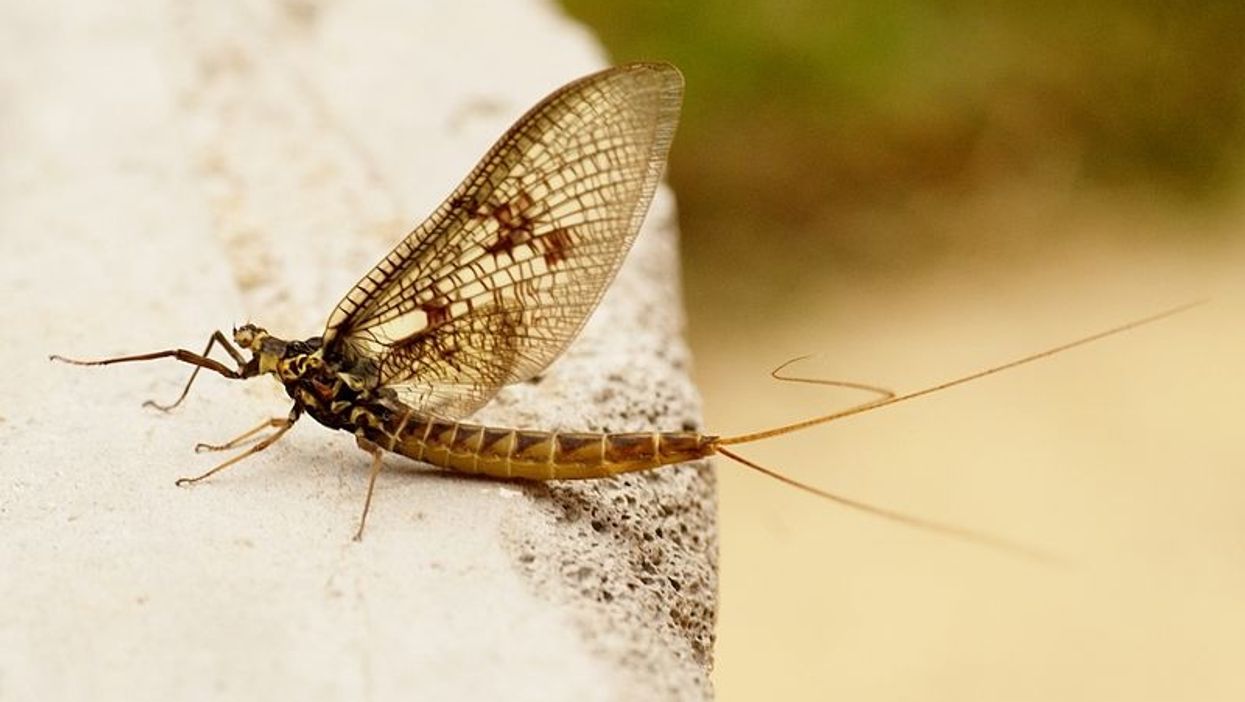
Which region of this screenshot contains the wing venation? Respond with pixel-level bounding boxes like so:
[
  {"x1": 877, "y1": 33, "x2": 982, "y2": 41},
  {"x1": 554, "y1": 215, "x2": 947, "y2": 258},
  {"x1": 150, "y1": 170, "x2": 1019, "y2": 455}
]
[{"x1": 323, "y1": 63, "x2": 683, "y2": 418}]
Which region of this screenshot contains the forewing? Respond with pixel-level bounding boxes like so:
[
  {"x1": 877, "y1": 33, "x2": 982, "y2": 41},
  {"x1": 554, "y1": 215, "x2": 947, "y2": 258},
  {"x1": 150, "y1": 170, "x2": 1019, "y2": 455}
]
[{"x1": 323, "y1": 63, "x2": 683, "y2": 418}]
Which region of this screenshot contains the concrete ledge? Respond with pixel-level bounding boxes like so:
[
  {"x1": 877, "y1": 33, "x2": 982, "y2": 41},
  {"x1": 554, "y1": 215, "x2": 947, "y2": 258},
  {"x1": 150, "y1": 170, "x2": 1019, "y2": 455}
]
[{"x1": 0, "y1": 2, "x2": 716, "y2": 700}]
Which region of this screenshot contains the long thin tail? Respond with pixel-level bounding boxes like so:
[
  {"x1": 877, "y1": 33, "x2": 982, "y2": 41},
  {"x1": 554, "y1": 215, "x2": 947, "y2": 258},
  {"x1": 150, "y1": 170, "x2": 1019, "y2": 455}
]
[
  {"x1": 716, "y1": 446, "x2": 1062, "y2": 562},
  {"x1": 719, "y1": 300, "x2": 1205, "y2": 446},
  {"x1": 712, "y1": 300, "x2": 1205, "y2": 560}
]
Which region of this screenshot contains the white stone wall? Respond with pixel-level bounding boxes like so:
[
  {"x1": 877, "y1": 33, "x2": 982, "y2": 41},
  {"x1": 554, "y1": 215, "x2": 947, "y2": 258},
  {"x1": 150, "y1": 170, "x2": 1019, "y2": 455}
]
[{"x1": 0, "y1": 2, "x2": 716, "y2": 699}]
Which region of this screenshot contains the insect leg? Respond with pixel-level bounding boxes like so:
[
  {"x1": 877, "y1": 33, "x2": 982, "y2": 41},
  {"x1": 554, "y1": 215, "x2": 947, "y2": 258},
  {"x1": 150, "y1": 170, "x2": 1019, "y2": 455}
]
[
  {"x1": 353, "y1": 438, "x2": 386, "y2": 542},
  {"x1": 144, "y1": 331, "x2": 247, "y2": 411},
  {"x1": 194, "y1": 417, "x2": 291, "y2": 453},
  {"x1": 50, "y1": 330, "x2": 247, "y2": 411},
  {"x1": 175, "y1": 414, "x2": 296, "y2": 487}
]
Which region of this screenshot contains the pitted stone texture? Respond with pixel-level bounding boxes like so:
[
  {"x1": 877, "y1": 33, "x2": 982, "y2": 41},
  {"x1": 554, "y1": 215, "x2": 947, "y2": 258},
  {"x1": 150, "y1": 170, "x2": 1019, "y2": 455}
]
[
  {"x1": 481, "y1": 192, "x2": 718, "y2": 693},
  {"x1": 0, "y1": 1, "x2": 715, "y2": 701}
]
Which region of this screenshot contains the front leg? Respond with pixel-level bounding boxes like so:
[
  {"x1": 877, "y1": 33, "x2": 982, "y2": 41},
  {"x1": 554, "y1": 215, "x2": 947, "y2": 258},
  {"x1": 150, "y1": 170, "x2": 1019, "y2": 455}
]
[
  {"x1": 51, "y1": 330, "x2": 248, "y2": 411},
  {"x1": 144, "y1": 330, "x2": 248, "y2": 411}
]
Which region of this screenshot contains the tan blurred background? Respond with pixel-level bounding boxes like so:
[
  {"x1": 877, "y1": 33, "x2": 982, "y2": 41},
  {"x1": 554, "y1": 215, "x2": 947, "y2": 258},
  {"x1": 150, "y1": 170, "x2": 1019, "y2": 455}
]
[{"x1": 561, "y1": 1, "x2": 1245, "y2": 700}]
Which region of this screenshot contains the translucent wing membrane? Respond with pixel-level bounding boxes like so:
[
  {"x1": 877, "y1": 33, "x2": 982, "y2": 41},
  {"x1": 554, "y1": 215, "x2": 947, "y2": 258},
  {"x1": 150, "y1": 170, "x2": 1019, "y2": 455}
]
[
  {"x1": 372, "y1": 300, "x2": 525, "y2": 418},
  {"x1": 323, "y1": 63, "x2": 683, "y2": 418}
]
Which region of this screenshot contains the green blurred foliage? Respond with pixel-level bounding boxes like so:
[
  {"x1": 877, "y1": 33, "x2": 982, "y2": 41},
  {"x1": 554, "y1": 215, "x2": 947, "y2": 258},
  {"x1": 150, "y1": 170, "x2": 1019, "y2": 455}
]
[{"x1": 562, "y1": 0, "x2": 1245, "y2": 286}]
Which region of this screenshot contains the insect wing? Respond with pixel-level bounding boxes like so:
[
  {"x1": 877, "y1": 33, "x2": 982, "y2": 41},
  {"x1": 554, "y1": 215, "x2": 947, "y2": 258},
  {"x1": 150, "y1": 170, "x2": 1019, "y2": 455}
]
[{"x1": 323, "y1": 63, "x2": 683, "y2": 418}]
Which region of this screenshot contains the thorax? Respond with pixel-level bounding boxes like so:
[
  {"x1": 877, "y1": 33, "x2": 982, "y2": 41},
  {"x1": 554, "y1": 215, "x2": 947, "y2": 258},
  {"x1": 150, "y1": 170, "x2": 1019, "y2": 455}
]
[{"x1": 276, "y1": 352, "x2": 390, "y2": 433}]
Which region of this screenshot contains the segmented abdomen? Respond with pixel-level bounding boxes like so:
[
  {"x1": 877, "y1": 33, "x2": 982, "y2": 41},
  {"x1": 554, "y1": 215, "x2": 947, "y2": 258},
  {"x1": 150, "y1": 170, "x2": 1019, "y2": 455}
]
[{"x1": 363, "y1": 409, "x2": 716, "y2": 480}]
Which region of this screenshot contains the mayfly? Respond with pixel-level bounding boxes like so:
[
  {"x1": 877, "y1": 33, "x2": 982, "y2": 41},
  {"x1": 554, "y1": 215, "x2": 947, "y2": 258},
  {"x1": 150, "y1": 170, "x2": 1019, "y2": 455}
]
[{"x1": 53, "y1": 63, "x2": 1195, "y2": 547}]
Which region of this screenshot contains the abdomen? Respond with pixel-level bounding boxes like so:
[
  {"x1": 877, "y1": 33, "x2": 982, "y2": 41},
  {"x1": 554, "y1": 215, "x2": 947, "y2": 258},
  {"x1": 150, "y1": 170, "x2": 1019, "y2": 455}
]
[{"x1": 363, "y1": 410, "x2": 716, "y2": 480}]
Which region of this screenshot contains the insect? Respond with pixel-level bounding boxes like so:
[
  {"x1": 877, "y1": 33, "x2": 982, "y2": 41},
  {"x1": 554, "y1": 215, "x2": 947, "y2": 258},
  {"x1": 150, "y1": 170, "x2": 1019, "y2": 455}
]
[{"x1": 53, "y1": 63, "x2": 1197, "y2": 547}]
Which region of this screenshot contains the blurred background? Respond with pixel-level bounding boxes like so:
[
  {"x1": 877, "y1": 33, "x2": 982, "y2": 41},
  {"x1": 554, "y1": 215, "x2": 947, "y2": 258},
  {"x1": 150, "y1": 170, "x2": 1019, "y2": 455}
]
[{"x1": 561, "y1": 1, "x2": 1245, "y2": 700}]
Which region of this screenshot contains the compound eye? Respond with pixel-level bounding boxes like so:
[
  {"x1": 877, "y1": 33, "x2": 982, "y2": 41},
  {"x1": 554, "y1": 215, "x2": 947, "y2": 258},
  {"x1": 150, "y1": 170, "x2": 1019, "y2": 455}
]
[{"x1": 233, "y1": 326, "x2": 253, "y2": 347}]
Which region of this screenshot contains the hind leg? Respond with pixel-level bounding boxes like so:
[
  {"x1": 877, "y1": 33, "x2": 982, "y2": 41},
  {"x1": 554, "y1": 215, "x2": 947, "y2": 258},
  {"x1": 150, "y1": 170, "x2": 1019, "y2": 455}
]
[{"x1": 353, "y1": 437, "x2": 386, "y2": 542}]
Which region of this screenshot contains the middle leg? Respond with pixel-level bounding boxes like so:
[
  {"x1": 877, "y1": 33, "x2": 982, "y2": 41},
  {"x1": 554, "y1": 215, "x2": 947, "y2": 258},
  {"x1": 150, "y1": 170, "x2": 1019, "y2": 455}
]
[
  {"x1": 176, "y1": 417, "x2": 295, "y2": 487},
  {"x1": 195, "y1": 417, "x2": 291, "y2": 453}
]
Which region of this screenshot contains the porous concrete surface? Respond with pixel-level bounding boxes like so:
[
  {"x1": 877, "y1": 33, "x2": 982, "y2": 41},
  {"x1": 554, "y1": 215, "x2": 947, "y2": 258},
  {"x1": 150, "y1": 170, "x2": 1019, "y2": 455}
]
[{"x1": 0, "y1": 2, "x2": 716, "y2": 700}]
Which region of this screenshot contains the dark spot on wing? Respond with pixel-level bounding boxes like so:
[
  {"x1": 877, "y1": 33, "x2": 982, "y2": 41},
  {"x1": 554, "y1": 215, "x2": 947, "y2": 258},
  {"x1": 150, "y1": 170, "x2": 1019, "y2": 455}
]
[
  {"x1": 422, "y1": 301, "x2": 450, "y2": 328},
  {"x1": 483, "y1": 191, "x2": 538, "y2": 260},
  {"x1": 539, "y1": 227, "x2": 575, "y2": 267}
]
